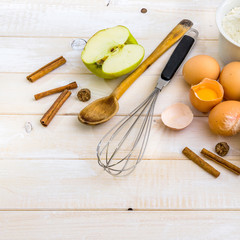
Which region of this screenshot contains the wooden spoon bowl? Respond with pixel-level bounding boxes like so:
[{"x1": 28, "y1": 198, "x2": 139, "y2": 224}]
[{"x1": 78, "y1": 95, "x2": 119, "y2": 125}]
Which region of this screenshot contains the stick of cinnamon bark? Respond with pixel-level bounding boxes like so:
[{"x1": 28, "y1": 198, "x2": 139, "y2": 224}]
[
  {"x1": 27, "y1": 56, "x2": 66, "y2": 82},
  {"x1": 34, "y1": 82, "x2": 78, "y2": 100},
  {"x1": 182, "y1": 147, "x2": 220, "y2": 178},
  {"x1": 40, "y1": 89, "x2": 71, "y2": 127},
  {"x1": 201, "y1": 148, "x2": 240, "y2": 175}
]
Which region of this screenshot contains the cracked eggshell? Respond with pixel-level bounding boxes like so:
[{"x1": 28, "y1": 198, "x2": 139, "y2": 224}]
[
  {"x1": 208, "y1": 100, "x2": 240, "y2": 136},
  {"x1": 161, "y1": 103, "x2": 194, "y2": 130},
  {"x1": 189, "y1": 78, "x2": 224, "y2": 113}
]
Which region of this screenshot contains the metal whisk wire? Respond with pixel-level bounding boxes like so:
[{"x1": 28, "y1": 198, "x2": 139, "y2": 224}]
[
  {"x1": 97, "y1": 88, "x2": 160, "y2": 176},
  {"x1": 97, "y1": 30, "x2": 197, "y2": 176}
]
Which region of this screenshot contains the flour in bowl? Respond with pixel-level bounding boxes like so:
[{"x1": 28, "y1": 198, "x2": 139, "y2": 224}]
[{"x1": 222, "y1": 7, "x2": 240, "y2": 45}]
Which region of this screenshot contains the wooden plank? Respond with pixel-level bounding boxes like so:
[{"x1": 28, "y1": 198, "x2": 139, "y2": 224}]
[
  {"x1": 0, "y1": 73, "x2": 208, "y2": 116},
  {"x1": 0, "y1": 115, "x2": 239, "y2": 160},
  {"x1": 1, "y1": 211, "x2": 240, "y2": 240},
  {"x1": 0, "y1": 38, "x2": 220, "y2": 74},
  {"x1": 0, "y1": 1, "x2": 218, "y2": 38},
  {"x1": 113, "y1": 0, "x2": 221, "y2": 10},
  {"x1": 0, "y1": 38, "x2": 221, "y2": 116},
  {"x1": 0, "y1": 159, "x2": 240, "y2": 210},
  {"x1": 0, "y1": 0, "x2": 222, "y2": 11}
]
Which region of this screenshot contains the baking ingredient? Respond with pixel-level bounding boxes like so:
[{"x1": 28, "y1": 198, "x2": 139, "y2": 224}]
[
  {"x1": 27, "y1": 56, "x2": 66, "y2": 82},
  {"x1": 81, "y1": 26, "x2": 145, "y2": 79},
  {"x1": 182, "y1": 55, "x2": 220, "y2": 85},
  {"x1": 141, "y1": 8, "x2": 147, "y2": 13},
  {"x1": 161, "y1": 103, "x2": 193, "y2": 130},
  {"x1": 34, "y1": 82, "x2": 78, "y2": 100},
  {"x1": 201, "y1": 148, "x2": 240, "y2": 175},
  {"x1": 208, "y1": 100, "x2": 240, "y2": 136},
  {"x1": 77, "y1": 88, "x2": 91, "y2": 102},
  {"x1": 215, "y1": 142, "x2": 229, "y2": 157},
  {"x1": 219, "y1": 62, "x2": 240, "y2": 100},
  {"x1": 189, "y1": 78, "x2": 224, "y2": 112},
  {"x1": 222, "y1": 7, "x2": 240, "y2": 45},
  {"x1": 40, "y1": 89, "x2": 71, "y2": 127},
  {"x1": 182, "y1": 147, "x2": 220, "y2": 178}
]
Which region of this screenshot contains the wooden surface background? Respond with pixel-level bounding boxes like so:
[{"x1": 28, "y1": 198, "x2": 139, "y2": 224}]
[{"x1": 1, "y1": 0, "x2": 240, "y2": 239}]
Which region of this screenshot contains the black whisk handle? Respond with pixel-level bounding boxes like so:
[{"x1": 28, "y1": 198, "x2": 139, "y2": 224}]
[{"x1": 161, "y1": 30, "x2": 198, "y2": 81}]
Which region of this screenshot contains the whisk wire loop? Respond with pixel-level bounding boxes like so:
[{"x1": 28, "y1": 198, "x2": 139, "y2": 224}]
[
  {"x1": 96, "y1": 29, "x2": 198, "y2": 176},
  {"x1": 97, "y1": 88, "x2": 160, "y2": 176}
]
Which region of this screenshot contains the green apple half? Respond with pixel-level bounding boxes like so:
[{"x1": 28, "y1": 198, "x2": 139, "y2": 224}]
[{"x1": 81, "y1": 25, "x2": 145, "y2": 79}]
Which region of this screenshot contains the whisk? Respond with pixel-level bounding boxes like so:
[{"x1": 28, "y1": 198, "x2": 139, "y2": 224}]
[{"x1": 97, "y1": 29, "x2": 198, "y2": 176}]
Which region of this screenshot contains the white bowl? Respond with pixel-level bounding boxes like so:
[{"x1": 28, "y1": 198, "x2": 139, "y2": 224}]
[{"x1": 216, "y1": 0, "x2": 240, "y2": 64}]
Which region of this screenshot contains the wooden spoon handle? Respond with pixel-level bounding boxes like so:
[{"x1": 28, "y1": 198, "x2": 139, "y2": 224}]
[{"x1": 112, "y1": 19, "x2": 193, "y2": 100}]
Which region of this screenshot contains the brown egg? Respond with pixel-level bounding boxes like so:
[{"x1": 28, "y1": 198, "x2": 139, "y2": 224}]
[
  {"x1": 189, "y1": 78, "x2": 224, "y2": 112},
  {"x1": 183, "y1": 55, "x2": 220, "y2": 85},
  {"x1": 208, "y1": 100, "x2": 240, "y2": 136},
  {"x1": 219, "y1": 62, "x2": 240, "y2": 100}
]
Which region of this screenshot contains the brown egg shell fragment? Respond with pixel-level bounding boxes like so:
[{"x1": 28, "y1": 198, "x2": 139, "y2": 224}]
[
  {"x1": 161, "y1": 103, "x2": 194, "y2": 130},
  {"x1": 189, "y1": 78, "x2": 224, "y2": 113}
]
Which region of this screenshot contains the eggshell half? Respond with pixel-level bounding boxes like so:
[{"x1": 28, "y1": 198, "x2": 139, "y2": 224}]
[{"x1": 161, "y1": 103, "x2": 193, "y2": 130}]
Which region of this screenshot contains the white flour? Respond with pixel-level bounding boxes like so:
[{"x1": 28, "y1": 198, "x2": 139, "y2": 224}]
[{"x1": 222, "y1": 7, "x2": 240, "y2": 44}]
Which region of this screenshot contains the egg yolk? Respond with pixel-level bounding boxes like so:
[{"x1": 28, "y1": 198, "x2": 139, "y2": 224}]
[{"x1": 195, "y1": 87, "x2": 218, "y2": 101}]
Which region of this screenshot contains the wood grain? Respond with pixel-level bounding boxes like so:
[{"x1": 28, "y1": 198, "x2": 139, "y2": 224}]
[
  {"x1": 0, "y1": 38, "x2": 220, "y2": 74},
  {"x1": 0, "y1": 0, "x2": 239, "y2": 238},
  {"x1": 0, "y1": 1, "x2": 218, "y2": 38},
  {"x1": 0, "y1": 115, "x2": 239, "y2": 160},
  {"x1": 0, "y1": 159, "x2": 240, "y2": 210},
  {"x1": 0, "y1": 73, "x2": 212, "y2": 116},
  {"x1": 0, "y1": 39, "x2": 221, "y2": 116},
  {"x1": 1, "y1": 211, "x2": 240, "y2": 240},
  {"x1": 113, "y1": 0, "x2": 221, "y2": 10}
]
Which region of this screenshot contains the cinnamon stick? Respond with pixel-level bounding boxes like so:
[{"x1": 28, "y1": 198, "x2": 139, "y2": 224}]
[
  {"x1": 27, "y1": 56, "x2": 66, "y2": 82},
  {"x1": 40, "y1": 89, "x2": 71, "y2": 127},
  {"x1": 201, "y1": 148, "x2": 240, "y2": 175},
  {"x1": 182, "y1": 147, "x2": 220, "y2": 178},
  {"x1": 34, "y1": 82, "x2": 78, "y2": 100}
]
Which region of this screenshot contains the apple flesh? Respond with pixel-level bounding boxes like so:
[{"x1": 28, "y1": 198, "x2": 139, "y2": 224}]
[{"x1": 81, "y1": 25, "x2": 145, "y2": 79}]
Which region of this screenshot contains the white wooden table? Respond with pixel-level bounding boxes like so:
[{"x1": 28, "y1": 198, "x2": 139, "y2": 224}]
[{"x1": 1, "y1": 0, "x2": 240, "y2": 239}]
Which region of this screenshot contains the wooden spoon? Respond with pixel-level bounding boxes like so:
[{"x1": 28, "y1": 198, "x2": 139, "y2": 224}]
[{"x1": 78, "y1": 19, "x2": 193, "y2": 125}]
